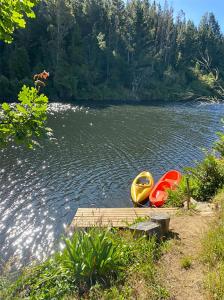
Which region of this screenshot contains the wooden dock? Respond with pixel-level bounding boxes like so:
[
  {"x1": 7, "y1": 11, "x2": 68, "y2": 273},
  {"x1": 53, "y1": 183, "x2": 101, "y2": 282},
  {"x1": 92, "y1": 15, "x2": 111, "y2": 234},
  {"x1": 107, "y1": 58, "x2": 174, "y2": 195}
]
[{"x1": 70, "y1": 207, "x2": 178, "y2": 228}]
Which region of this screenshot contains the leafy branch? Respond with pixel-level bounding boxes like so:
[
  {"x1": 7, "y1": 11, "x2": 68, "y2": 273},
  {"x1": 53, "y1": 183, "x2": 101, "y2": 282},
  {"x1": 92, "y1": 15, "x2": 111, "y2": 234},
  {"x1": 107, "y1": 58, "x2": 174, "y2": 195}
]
[
  {"x1": 0, "y1": 0, "x2": 39, "y2": 43},
  {"x1": 0, "y1": 71, "x2": 52, "y2": 149}
]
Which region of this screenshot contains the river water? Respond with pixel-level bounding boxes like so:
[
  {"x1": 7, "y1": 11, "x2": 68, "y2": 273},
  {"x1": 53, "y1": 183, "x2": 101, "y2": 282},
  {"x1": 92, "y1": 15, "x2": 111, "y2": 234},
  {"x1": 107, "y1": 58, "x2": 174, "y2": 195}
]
[{"x1": 0, "y1": 101, "x2": 224, "y2": 266}]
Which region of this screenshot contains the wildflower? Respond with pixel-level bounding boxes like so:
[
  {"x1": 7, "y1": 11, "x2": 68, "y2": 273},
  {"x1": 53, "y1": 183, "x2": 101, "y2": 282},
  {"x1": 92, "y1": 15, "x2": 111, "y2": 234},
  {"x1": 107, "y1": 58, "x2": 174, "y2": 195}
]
[{"x1": 33, "y1": 70, "x2": 50, "y2": 81}]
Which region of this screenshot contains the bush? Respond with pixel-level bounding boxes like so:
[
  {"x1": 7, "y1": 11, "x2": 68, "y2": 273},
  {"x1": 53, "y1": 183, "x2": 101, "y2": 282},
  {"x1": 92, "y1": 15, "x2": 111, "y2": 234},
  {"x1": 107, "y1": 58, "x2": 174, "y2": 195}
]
[
  {"x1": 166, "y1": 153, "x2": 224, "y2": 206},
  {"x1": 187, "y1": 154, "x2": 224, "y2": 201},
  {"x1": 166, "y1": 131, "x2": 224, "y2": 206},
  {"x1": 166, "y1": 176, "x2": 189, "y2": 207}
]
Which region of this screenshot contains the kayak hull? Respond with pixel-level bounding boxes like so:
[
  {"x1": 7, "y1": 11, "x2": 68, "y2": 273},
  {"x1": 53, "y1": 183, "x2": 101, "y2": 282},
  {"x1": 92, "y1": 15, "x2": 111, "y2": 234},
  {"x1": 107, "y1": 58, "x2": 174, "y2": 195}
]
[
  {"x1": 160, "y1": 170, "x2": 182, "y2": 189},
  {"x1": 149, "y1": 170, "x2": 182, "y2": 207},
  {"x1": 131, "y1": 171, "x2": 154, "y2": 205}
]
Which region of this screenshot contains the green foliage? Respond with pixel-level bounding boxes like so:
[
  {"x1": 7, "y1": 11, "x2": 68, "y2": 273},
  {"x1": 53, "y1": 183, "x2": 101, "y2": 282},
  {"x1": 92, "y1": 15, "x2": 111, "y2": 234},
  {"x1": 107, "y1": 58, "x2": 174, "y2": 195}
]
[
  {"x1": 200, "y1": 72, "x2": 217, "y2": 89},
  {"x1": 129, "y1": 216, "x2": 150, "y2": 225},
  {"x1": 212, "y1": 188, "x2": 224, "y2": 208},
  {"x1": 1, "y1": 229, "x2": 168, "y2": 299},
  {"x1": 166, "y1": 148, "x2": 224, "y2": 206},
  {"x1": 192, "y1": 62, "x2": 217, "y2": 89},
  {"x1": 1, "y1": 259, "x2": 75, "y2": 300},
  {"x1": 0, "y1": 1, "x2": 224, "y2": 101},
  {"x1": 206, "y1": 263, "x2": 224, "y2": 300},
  {"x1": 166, "y1": 176, "x2": 189, "y2": 207},
  {"x1": 0, "y1": 0, "x2": 38, "y2": 43},
  {"x1": 187, "y1": 154, "x2": 224, "y2": 201},
  {"x1": 88, "y1": 282, "x2": 133, "y2": 300},
  {"x1": 180, "y1": 256, "x2": 192, "y2": 269},
  {"x1": 57, "y1": 229, "x2": 123, "y2": 286},
  {"x1": 84, "y1": 232, "x2": 170, "y2": 299},
  {"x1": 1, "y1": 229, "x2": 123, "y2": 299},
  {"x1": 215, "y1": 130, "x2": 224, "y2": 157},
  {"x1": 0, "y1": 85, "x2": 51, "y2": 148},
  {"x1": 0, "y1": 0, "x2": 50, "y2": 149},
  {"x1": 202, "y1": 216, "x2": 224, "y2": 266},
  {"x1": 202, "y1": 192, "x2": 224, "y2": 299}
]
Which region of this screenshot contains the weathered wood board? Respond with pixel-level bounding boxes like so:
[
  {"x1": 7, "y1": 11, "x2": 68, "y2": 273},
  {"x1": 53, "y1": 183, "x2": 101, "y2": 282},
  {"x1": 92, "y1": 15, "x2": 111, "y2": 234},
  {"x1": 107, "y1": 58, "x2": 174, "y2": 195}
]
[{"x1": 70, "y1": 207, "x2": 177, "y2": 228}]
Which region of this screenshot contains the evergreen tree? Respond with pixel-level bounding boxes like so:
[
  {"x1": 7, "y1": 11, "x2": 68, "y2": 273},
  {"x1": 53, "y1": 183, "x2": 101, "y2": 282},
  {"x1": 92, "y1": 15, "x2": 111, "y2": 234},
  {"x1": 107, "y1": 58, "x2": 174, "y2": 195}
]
[{"x1": 1, "y1": 0, "x2": 224, "y2": 102}]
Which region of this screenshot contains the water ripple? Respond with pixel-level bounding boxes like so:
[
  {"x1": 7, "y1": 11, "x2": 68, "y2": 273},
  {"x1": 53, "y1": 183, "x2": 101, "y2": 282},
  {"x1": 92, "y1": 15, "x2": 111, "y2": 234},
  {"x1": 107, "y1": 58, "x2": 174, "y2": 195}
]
[{"x1": 0, "y1": 101, "x2": 224, "y2": 267}]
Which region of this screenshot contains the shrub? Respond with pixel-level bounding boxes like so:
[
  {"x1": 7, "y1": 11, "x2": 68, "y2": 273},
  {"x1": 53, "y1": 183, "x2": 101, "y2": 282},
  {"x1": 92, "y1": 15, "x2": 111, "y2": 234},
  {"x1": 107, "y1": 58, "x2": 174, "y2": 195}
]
[
  {"x1": 166, "y1": 154, "x2": 224, "y2": 205},
  {"x1": 187, "y1": 154, "x2": 224, "y2": 201},
  {"x1": 166, "y1": 130, "x2": 224, "y2": 206}
]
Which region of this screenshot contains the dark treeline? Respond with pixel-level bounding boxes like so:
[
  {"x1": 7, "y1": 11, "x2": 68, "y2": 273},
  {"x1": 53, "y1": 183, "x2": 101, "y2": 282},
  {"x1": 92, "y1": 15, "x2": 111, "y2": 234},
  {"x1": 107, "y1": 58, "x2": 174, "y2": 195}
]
[{"x1": 0, "y1": 0, "x2": 224, "y2": 102}]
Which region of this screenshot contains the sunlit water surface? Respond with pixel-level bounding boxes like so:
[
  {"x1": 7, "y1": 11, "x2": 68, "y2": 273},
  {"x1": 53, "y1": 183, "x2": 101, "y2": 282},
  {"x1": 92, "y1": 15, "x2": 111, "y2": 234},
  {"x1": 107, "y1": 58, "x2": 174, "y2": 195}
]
[{"x1": 0, "y1": 101, "x2": 224, "y2": 267}]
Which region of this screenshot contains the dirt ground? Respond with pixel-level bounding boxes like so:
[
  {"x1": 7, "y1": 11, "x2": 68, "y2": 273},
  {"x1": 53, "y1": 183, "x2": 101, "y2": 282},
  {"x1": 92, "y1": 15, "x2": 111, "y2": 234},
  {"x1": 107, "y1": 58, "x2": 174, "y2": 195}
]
[{"x1": 158, "y1": 212, "x2": 214, "y2": 300}]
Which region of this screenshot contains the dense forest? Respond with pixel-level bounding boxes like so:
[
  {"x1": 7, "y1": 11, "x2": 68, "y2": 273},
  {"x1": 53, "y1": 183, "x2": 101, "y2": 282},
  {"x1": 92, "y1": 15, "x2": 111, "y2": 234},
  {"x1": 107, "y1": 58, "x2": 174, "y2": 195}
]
[{"x1": 0, "y1": 0, "x2": 224, "y2": 102}]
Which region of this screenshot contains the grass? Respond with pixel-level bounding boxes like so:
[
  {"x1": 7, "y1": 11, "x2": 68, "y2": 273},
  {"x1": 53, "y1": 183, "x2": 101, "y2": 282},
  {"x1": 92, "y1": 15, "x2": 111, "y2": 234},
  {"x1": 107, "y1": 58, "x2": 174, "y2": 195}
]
[
  {"x1": 205, "y1": 263, "x2": 224, "y2": 300},
  {"x1": 0, "y1": 229, "x2": 169, "y2": 300},
  {"x1": 180, "y1": 256, "x2": 192, "y2": 270},
  {"x1": 127, "y1": 216, "x2": 150, "y2": 226},
  {"x1": 202, "y1": 190, "x2": 224, "y2": 267},
  {"x1": 201, "y1": 188, "x2": 224, "y2": 299}
]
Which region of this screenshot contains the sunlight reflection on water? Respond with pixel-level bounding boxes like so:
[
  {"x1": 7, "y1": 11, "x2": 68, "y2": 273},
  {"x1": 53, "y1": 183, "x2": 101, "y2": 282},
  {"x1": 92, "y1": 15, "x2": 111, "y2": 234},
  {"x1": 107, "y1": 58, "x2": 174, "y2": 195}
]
[{"x1": 0, "y1": 101, "x2": 224, "y2": 268}]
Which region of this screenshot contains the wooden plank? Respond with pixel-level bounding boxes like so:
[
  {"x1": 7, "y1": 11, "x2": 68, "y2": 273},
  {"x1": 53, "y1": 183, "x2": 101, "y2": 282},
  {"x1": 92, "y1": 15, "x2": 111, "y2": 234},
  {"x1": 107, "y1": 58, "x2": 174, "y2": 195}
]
[
  {"x1": 76, "y1": 208, "x2": 176, "y2": 211},
  {"x1": 75, "y1": 208, "x2": 176, "y2": 215},
  {"x1": 73, "y1": 217, "x2": 148, "y2": 220},
  {"x1": 76, "y1": 208, "x2": 176, "y2": 212},
  {"x1": 70, "y1": 207, "x2": 178, "y2": 229},
  {"x1": 72, "y1": 220, "x2": 142, "y2": 224}
]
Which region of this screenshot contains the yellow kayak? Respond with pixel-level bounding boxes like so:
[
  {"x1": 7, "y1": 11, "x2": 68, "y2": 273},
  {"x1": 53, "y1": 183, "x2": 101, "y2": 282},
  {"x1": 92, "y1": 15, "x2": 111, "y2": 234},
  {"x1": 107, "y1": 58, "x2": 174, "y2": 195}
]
[{"x1": 131, "y1": 171, "x2": 154, "y2": 205}]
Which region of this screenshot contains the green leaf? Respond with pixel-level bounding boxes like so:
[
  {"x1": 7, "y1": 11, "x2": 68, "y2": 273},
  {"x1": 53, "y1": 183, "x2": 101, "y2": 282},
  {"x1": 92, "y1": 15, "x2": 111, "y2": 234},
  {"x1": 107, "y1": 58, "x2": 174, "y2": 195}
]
[
  {"x1": 0, "y1": 85, "x2": 51, "y2": 149},
  {"x1": 0, "y1": 0, "x2": 39, "y2": 43},
  {"x1": 16, "y1": 104, "x2": 28, "y2": 114},
  {"x1": 2, "y1": 102, "x2": 10, "y2": 111}
]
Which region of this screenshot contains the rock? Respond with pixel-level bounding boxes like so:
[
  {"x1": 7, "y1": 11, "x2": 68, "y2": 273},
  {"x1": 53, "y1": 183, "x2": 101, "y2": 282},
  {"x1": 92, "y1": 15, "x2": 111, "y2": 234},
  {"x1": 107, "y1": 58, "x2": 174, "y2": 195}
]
[
  {"x1": 196, "y1": 201, "x2": 215, "y2": 213},
  {"x1": 183, "y1": 198, "x2": 216, "y2": 215},
  {"x1": 129, "y1": 221, "x2": 161, "y2": 238},
  {"x1": 184, "y1": 197, "x2": 198, "y2": 209}
]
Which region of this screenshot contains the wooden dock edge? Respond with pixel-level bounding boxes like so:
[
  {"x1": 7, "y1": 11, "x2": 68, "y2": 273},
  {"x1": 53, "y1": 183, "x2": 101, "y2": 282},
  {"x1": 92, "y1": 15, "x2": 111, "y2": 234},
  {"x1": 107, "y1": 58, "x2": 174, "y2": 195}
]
[{"x1": 70, "y1": 207, "x2": 178, "y2": 229}]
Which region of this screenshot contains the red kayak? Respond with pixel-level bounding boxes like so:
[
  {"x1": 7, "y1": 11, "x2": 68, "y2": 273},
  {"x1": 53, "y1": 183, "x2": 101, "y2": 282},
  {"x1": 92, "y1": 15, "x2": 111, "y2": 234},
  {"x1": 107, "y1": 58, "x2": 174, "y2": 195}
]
[{"x1": 149, "y1": 170, "x2": 182, "y2": 207}]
